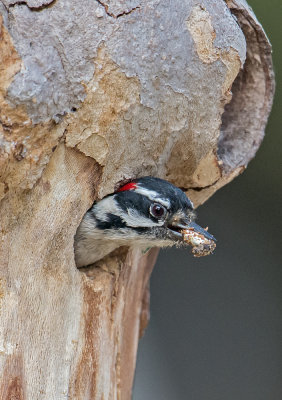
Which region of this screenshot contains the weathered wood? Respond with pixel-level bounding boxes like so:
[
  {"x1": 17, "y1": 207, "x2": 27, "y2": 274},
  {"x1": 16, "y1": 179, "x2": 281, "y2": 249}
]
[{"x1": 0, "y1": 0, "x2": 274, "y2": 398}]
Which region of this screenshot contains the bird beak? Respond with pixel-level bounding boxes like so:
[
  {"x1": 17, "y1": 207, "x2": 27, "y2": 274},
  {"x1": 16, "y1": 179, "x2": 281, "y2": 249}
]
[{"x1": 168, "y1": 220, "x2": 216, "y2": 242}]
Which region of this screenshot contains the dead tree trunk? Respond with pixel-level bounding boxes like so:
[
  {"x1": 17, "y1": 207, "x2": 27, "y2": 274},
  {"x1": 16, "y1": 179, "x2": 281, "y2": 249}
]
[{"x1": 0, "y1": 0, "x2": 274, "y2": 398}]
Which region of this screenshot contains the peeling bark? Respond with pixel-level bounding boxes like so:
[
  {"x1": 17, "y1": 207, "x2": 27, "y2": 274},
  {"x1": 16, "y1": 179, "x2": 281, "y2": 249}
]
[{"x1": 0, "y1": 0, "x2": 274, "y2": 398}]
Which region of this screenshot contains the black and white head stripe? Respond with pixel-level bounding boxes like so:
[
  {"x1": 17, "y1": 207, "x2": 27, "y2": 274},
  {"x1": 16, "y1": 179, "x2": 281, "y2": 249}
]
[
  {"x1": 134, "y1": 186, "x2": 171, "y2": 209},
  {"x1": 93, "y1": 195, "x2": 162, "y2": 228},
  {"x1": 117, "y1": 177, "x2": 194, "y2": 211},
  {"x1": 93, "y1": 176, "x2": 195, "y2": 230}
]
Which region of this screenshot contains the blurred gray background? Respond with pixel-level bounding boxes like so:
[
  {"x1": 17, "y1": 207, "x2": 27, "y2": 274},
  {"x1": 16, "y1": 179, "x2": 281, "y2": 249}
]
[{"x1": 133, "y1": 1, "x2": 282, "y2": 399}]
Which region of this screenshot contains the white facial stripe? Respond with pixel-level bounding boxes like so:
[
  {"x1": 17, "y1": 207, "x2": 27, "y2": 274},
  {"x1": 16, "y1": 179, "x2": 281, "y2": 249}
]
[
  {"x1": 93, "y1": 196, "x2": 121, "y2": 221},
  {"x1": 126, "y1": 208, "x2": 162, "y2": 227},
  {"x1": 95, "y1": 195, "x2": 161, "y2": 228},
  {"x1": 135, "y1": 187, "x2": 171, "y2": 209}
]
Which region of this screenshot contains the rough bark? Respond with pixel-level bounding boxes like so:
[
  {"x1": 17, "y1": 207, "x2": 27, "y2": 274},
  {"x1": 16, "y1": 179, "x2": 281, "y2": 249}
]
[{"x1": 0, "y1": 0, "x2": 274, "y2": 399}]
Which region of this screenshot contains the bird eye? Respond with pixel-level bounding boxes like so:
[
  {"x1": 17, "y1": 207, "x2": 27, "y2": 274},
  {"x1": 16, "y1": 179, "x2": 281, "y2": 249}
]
[{"x1": 150, "y1": 203, "x2": 167, "y2": 219}]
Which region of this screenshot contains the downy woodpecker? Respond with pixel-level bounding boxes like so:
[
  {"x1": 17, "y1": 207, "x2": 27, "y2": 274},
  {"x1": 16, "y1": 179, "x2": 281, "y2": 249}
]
[{"x1": 74, "y1": 176, "x2": 215, "y2": 268}]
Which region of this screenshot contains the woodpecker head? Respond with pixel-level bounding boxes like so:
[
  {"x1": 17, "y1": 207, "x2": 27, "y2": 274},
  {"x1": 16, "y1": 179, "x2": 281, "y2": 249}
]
[{"x1": 74, "y1": 177, "x2": 215, "y2": 267}]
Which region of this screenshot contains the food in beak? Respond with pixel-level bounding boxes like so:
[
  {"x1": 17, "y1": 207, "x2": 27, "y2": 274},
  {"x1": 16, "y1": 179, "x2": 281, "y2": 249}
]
[{"x1": 181, "y1": 226, "x2": 216, "y2": 257}]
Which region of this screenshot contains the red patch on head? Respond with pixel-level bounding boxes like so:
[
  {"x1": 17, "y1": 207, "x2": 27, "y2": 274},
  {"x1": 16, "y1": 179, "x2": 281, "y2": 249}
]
[{"x1": 117, "y1": 182, "x2": 137, "y2": 192}]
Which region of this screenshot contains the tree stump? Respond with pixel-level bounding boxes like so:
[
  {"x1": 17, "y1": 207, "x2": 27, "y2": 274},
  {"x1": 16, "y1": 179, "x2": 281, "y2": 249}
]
[{"x1": 0, "y1": 0, "x2": 274, "y2": 398}]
